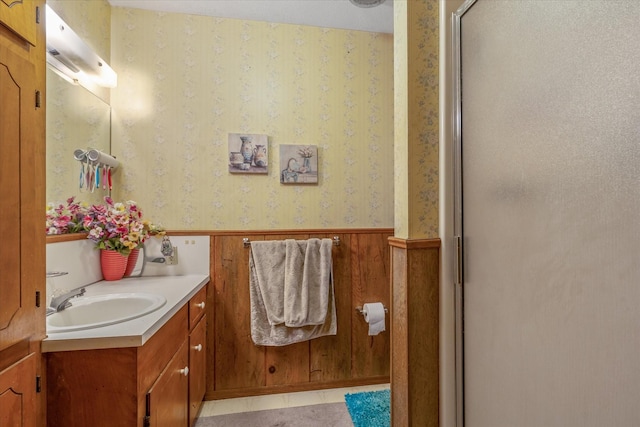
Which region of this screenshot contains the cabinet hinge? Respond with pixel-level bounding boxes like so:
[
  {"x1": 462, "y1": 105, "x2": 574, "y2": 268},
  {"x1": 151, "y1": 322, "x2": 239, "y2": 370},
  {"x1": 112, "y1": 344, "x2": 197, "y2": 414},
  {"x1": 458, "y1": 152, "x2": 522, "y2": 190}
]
[
  {"x1": 36, "y1": 376, "x2": 41, "y2": 393},
  {"x1": 143, "y1": 393, "x2": 151, "y2": 427},
  {"x1": 35, "y1": 90, "x2": 41, "y2": 108},
  {"x1": 36, "y1": 291, "x2": 41, "y2": 307},
  {"x1": 36, "y1": 6, "x2": 40, "y2": 24}
]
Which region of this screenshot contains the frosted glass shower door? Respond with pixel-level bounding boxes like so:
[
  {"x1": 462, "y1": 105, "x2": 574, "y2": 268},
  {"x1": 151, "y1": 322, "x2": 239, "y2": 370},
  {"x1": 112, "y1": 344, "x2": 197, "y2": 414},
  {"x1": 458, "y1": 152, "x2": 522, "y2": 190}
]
[{"x1": 456, "y1": 1, "x2": 640, "y2": 426}]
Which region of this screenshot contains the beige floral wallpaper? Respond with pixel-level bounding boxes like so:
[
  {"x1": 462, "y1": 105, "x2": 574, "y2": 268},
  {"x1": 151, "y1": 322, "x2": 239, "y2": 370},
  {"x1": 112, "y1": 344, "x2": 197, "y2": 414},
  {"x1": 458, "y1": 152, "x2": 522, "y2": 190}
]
[
  {"x1": 394, "y1": 0, "x2": 440, "y2": 240},
  {"x1": 110, "y1": 8, "x2": 394, "y2": 230},
  {"x1": 44, "y1": 3, "x2": 442, "y2": 236},
  {"x1": 410, "y1": 0, "x2": 439, "y2": 239}
]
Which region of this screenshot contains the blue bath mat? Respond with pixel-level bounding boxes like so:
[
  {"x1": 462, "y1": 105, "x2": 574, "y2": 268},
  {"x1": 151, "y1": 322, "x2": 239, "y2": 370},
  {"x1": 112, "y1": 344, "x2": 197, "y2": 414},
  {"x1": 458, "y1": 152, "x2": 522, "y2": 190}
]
[{"x1": 344, "y1": 389, "x2": 390, "y2": 427}]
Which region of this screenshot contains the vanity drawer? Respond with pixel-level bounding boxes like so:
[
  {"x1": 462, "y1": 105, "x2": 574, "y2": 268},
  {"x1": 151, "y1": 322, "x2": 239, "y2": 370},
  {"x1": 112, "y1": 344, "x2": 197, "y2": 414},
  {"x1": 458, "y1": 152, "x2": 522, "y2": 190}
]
[{"x1": 188, "y1": 284, "x2": 207, "y2": 330}]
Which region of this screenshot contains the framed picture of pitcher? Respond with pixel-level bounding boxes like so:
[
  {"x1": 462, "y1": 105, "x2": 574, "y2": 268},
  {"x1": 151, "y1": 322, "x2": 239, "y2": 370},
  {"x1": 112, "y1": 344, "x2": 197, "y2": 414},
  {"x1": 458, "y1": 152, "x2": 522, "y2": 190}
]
[{"x1": 228, "y1": 133, "x2": 269, "y2": 174}]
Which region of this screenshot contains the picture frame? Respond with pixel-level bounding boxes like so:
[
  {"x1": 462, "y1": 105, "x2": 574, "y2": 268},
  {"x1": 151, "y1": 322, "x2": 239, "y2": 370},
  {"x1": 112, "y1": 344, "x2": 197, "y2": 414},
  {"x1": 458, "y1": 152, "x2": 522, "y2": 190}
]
[
  {"x1": 279, "y1": 145, "x2": 318, "y2": 184},
  {"x1": 228, "y1": 133, "x2": 269, "y2": 174}
]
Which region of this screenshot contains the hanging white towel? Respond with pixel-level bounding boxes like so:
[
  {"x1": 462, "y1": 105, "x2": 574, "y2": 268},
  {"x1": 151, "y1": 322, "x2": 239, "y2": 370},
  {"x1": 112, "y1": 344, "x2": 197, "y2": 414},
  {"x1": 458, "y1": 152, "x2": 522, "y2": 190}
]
[
  {"x1": 249, "y1": 238, "x2": 337, "y2": 346},
  {"x1": 284, "y1": 238, "x2": 333, "y2": 327},
  {"x1": 249, "y1": 240, "x2": 287, "y2": 326}
]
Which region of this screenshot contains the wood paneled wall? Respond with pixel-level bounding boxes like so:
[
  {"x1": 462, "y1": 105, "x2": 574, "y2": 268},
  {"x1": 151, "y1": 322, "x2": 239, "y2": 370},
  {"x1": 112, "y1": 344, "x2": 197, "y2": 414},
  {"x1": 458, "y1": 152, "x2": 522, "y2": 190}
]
[
  {"x1": 390, "y1": 237, "x2": 440, "y2": 427},
  {"x1": 204, "y1": 229, "x2": 393, "y2": 399}
]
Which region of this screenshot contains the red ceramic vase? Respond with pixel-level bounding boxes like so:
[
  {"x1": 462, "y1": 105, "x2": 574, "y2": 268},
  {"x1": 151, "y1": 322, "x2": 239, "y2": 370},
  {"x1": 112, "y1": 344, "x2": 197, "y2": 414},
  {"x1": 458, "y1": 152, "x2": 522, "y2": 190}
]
[
  {"x1": 123, "y1": 248, "x2": 141, "y2": 278},
  {"x1": 100, "y1": 249, "x2": 128, "y2": 281}
]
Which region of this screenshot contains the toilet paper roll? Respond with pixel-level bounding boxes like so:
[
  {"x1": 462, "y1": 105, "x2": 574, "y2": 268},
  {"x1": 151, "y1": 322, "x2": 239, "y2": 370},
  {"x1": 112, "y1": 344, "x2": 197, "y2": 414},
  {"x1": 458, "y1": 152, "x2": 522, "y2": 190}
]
[{"x1": 362, "y1": 302, "x2": 386, "y2": 336}]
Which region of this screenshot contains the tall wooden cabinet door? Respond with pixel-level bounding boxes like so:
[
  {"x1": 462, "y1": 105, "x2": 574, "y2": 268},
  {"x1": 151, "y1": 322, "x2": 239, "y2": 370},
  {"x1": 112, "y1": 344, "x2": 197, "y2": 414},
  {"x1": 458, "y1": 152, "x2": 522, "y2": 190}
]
[
  {"x1": 0, "y1": 0, "x2": 37, "y2": 45},
  {"x1": 0, "y1": 41, "x2": 35, "y2": 348},
  {"x1": 188, "y1": 316, "x2": 206, "y2": 426},
  {"x1": 147, "y1": 340, "x2": 189, "y2": 427},
  {"x1": 0, "y1": 353, "x2": 36, "y2": 426}
]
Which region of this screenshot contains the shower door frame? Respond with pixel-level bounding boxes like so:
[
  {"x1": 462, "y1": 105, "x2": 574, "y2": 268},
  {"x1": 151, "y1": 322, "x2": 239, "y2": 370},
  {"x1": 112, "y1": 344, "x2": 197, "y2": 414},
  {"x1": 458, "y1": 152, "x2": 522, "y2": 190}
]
[{"x1": 451, "y1": 1, "x2": 476, "y2": 426}]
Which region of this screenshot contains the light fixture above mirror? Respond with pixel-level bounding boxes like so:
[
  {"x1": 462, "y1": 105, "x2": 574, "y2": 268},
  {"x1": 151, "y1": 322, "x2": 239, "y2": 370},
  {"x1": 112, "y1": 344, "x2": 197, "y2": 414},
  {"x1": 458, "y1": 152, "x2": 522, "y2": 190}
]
[{"x1": 45, "y1": 5, "x2": 117, "y2": 88}]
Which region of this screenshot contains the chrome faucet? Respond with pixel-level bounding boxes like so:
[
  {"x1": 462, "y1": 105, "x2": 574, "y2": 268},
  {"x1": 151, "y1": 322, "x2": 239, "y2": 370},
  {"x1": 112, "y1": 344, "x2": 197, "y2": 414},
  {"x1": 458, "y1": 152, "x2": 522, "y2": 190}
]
[{"x1": 47, "y1": 287, "x2": 86, "y2": 315}]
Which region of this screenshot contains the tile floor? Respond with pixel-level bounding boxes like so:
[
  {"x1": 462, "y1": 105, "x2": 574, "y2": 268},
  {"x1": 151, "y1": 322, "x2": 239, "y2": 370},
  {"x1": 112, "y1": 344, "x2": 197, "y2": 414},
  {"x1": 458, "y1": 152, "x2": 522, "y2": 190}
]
[{"x1": 198, "y1": 383, "x2": 390, "y2": 417}]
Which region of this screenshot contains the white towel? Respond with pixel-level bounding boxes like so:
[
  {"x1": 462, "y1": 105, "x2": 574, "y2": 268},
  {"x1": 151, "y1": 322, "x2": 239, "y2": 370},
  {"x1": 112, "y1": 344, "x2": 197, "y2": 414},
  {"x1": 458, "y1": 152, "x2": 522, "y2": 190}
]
[
  {"x1": 249, "y1": 240, "x2": 287, "y2": 326},
  {"x1": 249, "y1": 238, "x2": 337, "y2": 346},
  {"x1": 284, "y1": 238, "x2": 333, "y2": 327}
]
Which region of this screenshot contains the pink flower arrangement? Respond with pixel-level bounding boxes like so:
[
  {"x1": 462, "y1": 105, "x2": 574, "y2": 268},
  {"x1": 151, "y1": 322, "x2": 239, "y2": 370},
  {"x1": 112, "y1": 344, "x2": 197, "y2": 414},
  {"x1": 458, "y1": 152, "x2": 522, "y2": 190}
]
[
  {"x1": 82, "y1": 197, "x2": 164, "y2": 255},
  {"x1": 46, "y1": 197, "x2": 89, "y2": 235}
]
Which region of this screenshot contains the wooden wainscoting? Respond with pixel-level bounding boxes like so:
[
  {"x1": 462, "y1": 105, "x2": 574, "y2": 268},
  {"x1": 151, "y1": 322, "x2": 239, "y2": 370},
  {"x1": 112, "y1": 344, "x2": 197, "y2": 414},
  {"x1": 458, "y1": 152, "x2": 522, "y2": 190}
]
[
  {"x1": 389, "y1": 237, "x2": 440, "y2": 427},
  {"x1": 205, "y1": 229, "x2": 393, "y2": 400}
]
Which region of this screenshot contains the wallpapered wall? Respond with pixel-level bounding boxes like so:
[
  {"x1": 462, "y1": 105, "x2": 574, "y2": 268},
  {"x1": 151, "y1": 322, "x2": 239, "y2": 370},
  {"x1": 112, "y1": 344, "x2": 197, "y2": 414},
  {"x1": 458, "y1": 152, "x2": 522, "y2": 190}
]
[
  {"x1": 393, "y1": 0, "x2": 439, "y2": 239},
  {"x1": 408, "y1": 0, "x2": 439, "y2": 239},
  {"x1": 109, "y1": 7, "x2": 394, "y2": 230}
]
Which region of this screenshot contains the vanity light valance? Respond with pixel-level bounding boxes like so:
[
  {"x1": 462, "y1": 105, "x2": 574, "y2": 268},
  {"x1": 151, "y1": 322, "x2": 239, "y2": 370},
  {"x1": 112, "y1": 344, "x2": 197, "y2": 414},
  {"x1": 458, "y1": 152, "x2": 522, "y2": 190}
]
[{"x1": 45, "y1": 5, "x2": 117, "y2": 88}]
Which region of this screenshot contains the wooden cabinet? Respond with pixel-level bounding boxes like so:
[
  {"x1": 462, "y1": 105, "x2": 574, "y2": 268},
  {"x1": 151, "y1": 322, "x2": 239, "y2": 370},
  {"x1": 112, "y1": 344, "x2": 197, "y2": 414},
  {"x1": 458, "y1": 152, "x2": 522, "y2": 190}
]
[
  {"x1": 147, "y1": 341, "x2": 189, "y2": 427},
  {"x1": 188, "y1": 316, "x2": 207, "y2": 426},
  {"x1": 0, "y1": 353, "x2": 36, "y2": 426},
  {"x1": 0, "y1": 0, "x2": 38, "y2": 45},
  {"x1": 0, "y1": 29, "x2": 36, "y2": 349},
  {"x1": 188, "y1": 285, "x2": 207, "y2": 329},
  {"x1": 188, "y1": 285, "x2": 207, "y2": 425},
  {"x1": 46, "y1": 283, "x2": 209, "y2": 427},
  {"x1": 0, "y1": 1, "x2": 45, "y2": 425}
]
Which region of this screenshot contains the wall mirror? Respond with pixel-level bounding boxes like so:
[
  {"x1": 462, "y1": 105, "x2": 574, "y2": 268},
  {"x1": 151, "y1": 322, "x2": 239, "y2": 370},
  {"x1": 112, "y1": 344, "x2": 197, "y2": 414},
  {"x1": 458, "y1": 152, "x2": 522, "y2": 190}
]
[{"x1": 45, "y1": 65, "x2": 112, "y2": 210}]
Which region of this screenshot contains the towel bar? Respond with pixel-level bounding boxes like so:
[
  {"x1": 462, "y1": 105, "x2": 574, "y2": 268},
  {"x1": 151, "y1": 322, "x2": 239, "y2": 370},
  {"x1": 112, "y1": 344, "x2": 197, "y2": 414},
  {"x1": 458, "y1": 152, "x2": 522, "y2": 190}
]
[
  {"x1": 355, "y1": 305, "x2": 388, "y2": 315},
  {"x1": 243, "y1": 236, "x2": 340, "y2": 248}
]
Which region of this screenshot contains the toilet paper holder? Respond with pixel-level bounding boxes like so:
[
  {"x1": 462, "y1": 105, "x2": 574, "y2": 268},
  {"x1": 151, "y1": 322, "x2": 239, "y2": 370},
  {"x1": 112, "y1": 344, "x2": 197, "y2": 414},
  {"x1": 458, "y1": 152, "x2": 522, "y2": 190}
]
[{"x1": 355, "y1": 305, "x2": 388, "y2": 316}]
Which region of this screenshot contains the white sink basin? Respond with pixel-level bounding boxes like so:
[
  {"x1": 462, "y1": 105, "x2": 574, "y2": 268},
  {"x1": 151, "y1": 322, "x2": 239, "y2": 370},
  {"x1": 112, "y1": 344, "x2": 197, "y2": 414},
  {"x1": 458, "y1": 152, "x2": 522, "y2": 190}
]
[{"x1": 47, "y1": 293, "x2": 167, "y2": 334}]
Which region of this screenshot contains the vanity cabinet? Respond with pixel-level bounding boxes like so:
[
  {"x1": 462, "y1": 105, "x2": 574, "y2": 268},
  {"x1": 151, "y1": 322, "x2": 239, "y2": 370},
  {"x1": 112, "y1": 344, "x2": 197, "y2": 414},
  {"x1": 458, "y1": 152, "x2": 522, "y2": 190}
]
[
  {"x1": 46, "y1": 283, "x2": 209, "y2": 427},
  {"x1": 188, "y1": 285, "x2": 207, "y2": 426},
  {"x1": 0, "y1": 353, "x2": 37, "y2": 426},
  {"x1": 0, "y1": 1, "x2": 45, "y2": 426},
  {"x1": 147, "y1": 340, "x2": 189, "y2": 427}
]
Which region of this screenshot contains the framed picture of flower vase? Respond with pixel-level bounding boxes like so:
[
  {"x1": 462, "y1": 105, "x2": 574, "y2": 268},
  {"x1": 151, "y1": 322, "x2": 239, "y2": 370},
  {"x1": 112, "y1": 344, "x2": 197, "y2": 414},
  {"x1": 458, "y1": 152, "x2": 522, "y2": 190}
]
[
  {"x1": 228, "y1": 133, "x2": 269, "y2": 174},
  {"x1": 279, "y1": 144, "x2": 318, "y2": 184}
]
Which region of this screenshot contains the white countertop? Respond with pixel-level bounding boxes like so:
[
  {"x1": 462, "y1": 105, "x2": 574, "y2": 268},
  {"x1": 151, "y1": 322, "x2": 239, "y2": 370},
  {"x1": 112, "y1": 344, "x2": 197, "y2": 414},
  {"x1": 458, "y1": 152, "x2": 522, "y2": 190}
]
[{"x1": 42, "y1": 274, "x2": 209, "y2": 353}]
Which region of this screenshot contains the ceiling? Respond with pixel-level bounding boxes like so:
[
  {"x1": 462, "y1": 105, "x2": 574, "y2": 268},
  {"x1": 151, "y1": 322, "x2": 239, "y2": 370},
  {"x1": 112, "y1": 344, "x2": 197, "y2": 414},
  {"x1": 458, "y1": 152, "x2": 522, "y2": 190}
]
[{"x1": 107, "y1": 0, "x2": 394, "y2": 34}]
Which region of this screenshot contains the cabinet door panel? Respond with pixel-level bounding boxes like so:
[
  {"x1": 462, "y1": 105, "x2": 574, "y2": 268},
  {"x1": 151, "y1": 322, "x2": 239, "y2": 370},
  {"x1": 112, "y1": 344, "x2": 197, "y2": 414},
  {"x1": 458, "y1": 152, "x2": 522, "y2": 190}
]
[
  {"x1": 0, "y1": 0, "x2": 36, "y2": 45},
  {"x1": 148, "y1": 340, "x2": 188, "y2": 427},
  {"x1": 0, "y1": 353, "x2": 36, "y2": 427},
  {"x1": 189, "y1": 316, "x2": 206, "y2": 426},
  {"x1": 0, "y1": 41, "x2": 35, "y2": 344}
]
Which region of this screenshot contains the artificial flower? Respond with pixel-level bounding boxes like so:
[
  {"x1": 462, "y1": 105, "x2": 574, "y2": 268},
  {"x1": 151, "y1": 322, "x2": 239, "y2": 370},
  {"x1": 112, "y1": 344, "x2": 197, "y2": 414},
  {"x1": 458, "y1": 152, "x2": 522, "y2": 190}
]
[
  {"x1": 45, "y1": 196, "x2": 89, "y2": 235},
  {"x1": 83, "y1": 197, "x2": 163, "y2": 255}
]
